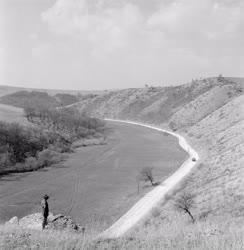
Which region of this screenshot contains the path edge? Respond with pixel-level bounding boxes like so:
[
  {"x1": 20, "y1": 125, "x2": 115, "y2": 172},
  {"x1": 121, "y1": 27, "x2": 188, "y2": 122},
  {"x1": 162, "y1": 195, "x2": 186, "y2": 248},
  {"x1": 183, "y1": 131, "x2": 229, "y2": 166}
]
[{"x1": 100, "y1": 119, "x2": 200, "y2": 239}]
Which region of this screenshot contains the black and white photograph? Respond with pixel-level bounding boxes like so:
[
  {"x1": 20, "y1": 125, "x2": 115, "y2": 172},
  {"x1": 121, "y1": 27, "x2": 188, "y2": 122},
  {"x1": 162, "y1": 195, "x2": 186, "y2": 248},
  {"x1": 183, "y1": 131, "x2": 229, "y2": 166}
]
[{"x1": 0, "y1": 0, "x2": 243, "y2": 249}]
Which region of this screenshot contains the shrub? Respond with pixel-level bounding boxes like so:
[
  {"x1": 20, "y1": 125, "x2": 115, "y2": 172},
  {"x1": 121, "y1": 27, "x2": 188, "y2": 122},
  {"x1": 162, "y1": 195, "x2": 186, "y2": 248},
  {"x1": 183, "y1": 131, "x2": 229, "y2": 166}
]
[
  {"x1": 37, "y1": 149, "x2": 63, "y2": 167},
  {"x1": 24, "y1": 157, "x2": 40, "y2": 171},
  {"x1": 174, "y1": 193, "x2": 195, "y2": 223},
  {"x1": 49, "y1": 141, "x2": 73, "y2": 153},
  {"x1": 139, "y1": 167, "x2": 155, "y2": 186},
  {"x1": 0, "y1": 152, "x2": 11, "y2": 169},
  {"x1": 54, "y1": 93, "x2": 79, "y2": 106},
  {"x1": 23, "y1": 106, "x2": 106, "y2": 141}
]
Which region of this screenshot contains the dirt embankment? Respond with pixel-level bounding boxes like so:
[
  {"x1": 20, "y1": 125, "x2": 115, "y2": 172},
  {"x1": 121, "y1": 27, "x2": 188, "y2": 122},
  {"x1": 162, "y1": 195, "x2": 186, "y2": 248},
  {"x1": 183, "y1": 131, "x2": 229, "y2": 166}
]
[{"x1": 71, "y1": 77, "x2": 244, "y2": 218}]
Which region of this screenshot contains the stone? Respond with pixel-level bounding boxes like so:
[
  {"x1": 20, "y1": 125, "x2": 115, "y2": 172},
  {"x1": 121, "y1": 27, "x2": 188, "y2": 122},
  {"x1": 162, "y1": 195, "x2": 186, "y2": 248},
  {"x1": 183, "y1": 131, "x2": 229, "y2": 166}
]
[{"x1": 5, "y1": 216, "x2": 19, "y2": 226}]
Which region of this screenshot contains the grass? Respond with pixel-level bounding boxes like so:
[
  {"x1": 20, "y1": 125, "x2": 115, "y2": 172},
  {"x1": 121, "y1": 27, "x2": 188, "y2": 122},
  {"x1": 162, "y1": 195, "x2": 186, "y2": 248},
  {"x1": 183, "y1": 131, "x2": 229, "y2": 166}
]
[
  {"x1": 1, "y1": 78, "x2": 243, "y2": 249},
  {"x1": 0, "y1": 122, "x2": 186, "y2": 228},
  {"x1": 1, "y1": 212, "x2": 244, "y2": 249},
  {"x1": 0, "y1": 104, "x2": 29, "y2": 125}
]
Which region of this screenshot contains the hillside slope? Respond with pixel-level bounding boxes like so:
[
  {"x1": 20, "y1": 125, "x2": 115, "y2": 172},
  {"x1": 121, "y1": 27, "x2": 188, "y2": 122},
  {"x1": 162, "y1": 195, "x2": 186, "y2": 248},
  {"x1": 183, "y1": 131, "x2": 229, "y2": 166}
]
[
  {"x1": 0, "y1": 91, "x2": 82, "y2": 108},
  {"x1": 72, "y1": 77, "x2": 244, "y2": 218},
  {"x1": 0, "y1": 104, "x2": 29, "y2": 124},
  {"x1": 0, "y1": 85, "x2": 104, "y2": 97}
]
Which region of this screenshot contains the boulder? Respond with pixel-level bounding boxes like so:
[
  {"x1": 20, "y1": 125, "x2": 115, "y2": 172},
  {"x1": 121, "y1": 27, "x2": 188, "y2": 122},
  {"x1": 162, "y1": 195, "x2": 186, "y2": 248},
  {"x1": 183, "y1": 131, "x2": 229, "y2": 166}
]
[
  {"x1": 5, "y1": 213, "x2": 82, "y2": 232},
  {"x1": 19, "y1": 213, "x2": 46, "y2": 230},
  {"x1": 47, "y1": 214, "x2": 83, "y2": 232},
  {"x1": 5, "y1": 216, "x2": 19, "y2": 226}
]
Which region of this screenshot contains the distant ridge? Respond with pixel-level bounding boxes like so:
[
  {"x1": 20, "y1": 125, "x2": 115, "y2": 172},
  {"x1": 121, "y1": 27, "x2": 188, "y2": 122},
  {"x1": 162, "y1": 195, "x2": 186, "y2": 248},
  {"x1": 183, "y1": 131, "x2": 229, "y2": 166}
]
[{"x1": 0, "y1": 85, "x2": 105, "y2": 97}]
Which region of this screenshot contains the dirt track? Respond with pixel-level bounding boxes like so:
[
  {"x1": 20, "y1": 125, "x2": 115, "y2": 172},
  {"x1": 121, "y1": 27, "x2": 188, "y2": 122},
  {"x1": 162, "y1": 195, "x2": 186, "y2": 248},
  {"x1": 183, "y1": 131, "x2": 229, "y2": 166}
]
[
  {"x1": 101, "y1": 119, "x2": 199, "y2": 238},
  {"x1": 0, "y1": 121, "x2": 186, "y2": 229}
]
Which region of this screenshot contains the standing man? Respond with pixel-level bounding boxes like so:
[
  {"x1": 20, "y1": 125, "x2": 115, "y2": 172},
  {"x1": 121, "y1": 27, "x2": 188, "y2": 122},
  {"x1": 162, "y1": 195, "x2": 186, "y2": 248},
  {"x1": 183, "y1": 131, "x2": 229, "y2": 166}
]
[{"x1": 41, "y1": 194, "x2": 49, "y2": 230}]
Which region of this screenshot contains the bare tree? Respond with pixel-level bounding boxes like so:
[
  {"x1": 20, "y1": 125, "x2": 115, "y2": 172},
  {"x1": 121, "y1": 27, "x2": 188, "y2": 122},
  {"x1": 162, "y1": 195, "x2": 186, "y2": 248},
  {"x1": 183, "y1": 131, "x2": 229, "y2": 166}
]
[
  {"x1": 174, "y1": 193, "x2": 195, "y2": 223},
  {"x1": 139, "y1": 167, "x2": 155, "y2": 186}
]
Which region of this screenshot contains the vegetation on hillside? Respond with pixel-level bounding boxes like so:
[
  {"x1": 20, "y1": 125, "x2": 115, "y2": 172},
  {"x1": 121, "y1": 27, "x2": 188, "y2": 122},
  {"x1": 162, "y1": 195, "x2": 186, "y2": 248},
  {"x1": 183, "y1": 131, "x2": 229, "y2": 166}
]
[
  {"x1": 1, "y1": 212, "x2": 244, "y2": 249},
  {"x1": 70, "y1": 77, "x2": 244, "y2": 218},
  {"x1": 0, "y1": 91, "x2": 59, "y2": 108},
  {"x1": 0, "y1": 105, "x2": 106, "y2": 175},
  {"x1": 54, "y1": 93, "x2": 79, "y2": 106},
  {"x1": 61, "y1": 76, "x2": 244, "y2": 247},
  {"x1": 72, "y1": 77, "x2": 242, "y2": 124},
  {"x1": 1, "y1": 77, "x2": 243, "y2": 249},
  {"x1": 24, "y1": 106, "x2": 105, "y2": 141},
  {"x1": 0, "y1": 91, "x2": 80, "y2": 109}
]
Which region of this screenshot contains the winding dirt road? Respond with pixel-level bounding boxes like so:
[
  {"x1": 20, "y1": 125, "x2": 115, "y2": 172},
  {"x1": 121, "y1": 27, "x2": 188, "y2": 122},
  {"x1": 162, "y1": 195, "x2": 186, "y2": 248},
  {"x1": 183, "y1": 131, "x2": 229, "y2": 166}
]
[{"x1": 101, "y1": 119, "x2": 199, "y2": 238}]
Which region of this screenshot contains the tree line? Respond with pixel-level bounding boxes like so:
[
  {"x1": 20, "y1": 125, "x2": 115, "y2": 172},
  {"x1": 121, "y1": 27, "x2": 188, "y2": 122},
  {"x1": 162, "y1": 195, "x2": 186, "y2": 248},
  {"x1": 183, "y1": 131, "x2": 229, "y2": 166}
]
[{"x1": 0, "y1": 105, "x2": 106, "y2": 175}]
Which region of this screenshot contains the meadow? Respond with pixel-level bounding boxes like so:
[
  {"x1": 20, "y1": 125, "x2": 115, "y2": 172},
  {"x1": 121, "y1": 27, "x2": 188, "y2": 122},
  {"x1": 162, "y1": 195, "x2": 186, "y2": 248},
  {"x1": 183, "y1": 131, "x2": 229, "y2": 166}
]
[
  {"x1": 0, "y1": 103, "x2": 29, "y2": 124},
  {"x1": 1, "y1": 212, "x2": 243, "y2": 250},
  {"x1": 0, "y1": 121, "x2": 186, "y2": 230}
]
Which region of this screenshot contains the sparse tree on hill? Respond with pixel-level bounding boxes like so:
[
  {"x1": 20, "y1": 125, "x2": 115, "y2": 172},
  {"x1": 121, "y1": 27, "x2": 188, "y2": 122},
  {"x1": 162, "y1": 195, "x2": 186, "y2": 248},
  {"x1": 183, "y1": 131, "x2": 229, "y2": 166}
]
[
  {"x1": 139, "y1": 167, "x2": 155, "y2": 186},
  {"x1": 174, "y1": 193, "x2": 195, "y2": 223}
]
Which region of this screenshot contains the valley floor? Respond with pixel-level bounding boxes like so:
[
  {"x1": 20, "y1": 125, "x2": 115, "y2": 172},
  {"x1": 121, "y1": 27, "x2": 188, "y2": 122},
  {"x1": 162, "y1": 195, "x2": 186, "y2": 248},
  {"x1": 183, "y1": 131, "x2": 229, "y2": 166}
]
[{"x1": 0, "y1": 121, "x2": 186, "y2": 231}]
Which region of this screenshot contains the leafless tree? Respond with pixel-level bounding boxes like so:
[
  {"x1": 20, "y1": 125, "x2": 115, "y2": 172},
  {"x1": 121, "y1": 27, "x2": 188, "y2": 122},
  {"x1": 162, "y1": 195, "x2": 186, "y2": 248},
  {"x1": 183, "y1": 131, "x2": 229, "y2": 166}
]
[
  {"x1": 174, "y1": 193, "x2": 195, "y2": 223},
  {"x1": 139, "y1": 167, "x2": 155, "y2": 186}
]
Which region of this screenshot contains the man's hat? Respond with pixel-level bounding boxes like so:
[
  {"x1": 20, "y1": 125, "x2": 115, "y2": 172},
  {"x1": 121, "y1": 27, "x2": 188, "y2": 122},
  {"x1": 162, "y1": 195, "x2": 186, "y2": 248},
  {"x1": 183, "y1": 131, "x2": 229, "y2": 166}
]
[{"x1": 43, "y1": 194, "x2": 49, "y2": 199}]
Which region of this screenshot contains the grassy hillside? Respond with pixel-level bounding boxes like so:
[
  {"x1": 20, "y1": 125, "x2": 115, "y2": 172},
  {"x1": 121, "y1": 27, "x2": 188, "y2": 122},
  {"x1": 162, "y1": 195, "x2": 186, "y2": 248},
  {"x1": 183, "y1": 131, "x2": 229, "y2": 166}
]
[
  {"x1": 1, "y1": 77, "x2": 243, "y2": 249},
  {"x1": 70, "y1": 77, "x2": 244, "y2": 219},
  {"x1": 0, "y1": 91, "x2": 81, "y2": 108},
  {"x1": 0, "y1": 104, "x2": 29, "y2": 125},
  {"x1": 0, "y1": 85, "x2": 104, "y2": 97},
  {"x1": 1, "y1": 216, "x2": 244, "y2": 249},
  {"x1": 0, "y1": 99, "x2": 106, "y2": 177}
]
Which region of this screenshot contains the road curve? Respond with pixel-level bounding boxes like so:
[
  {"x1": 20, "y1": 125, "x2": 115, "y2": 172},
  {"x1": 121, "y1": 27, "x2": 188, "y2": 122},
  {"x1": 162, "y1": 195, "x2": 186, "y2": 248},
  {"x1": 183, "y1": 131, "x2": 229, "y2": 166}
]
[
  {"x1": 0, "y1": 120, "x2": 186, "y2": 225},
  {"x1": 101, "y1": 119, "x2": 199, "y2": 239}
]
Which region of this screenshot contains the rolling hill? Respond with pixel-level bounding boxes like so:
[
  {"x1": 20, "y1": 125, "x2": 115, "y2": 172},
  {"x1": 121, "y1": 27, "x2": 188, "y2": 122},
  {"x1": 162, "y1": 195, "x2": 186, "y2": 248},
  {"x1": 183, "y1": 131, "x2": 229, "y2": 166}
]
[
  {"x1": 71, "y1": 76, "x2": 244, "y2": 218},
  {"x1": 0, "y1": 103, "x2": 29, "y2": 124},
  {"x1": 1, "y1": 77, "x2": 244, "y2": 249},
  {"x1": 0, "y1": 85, "x2": 104, "y2": 97}
]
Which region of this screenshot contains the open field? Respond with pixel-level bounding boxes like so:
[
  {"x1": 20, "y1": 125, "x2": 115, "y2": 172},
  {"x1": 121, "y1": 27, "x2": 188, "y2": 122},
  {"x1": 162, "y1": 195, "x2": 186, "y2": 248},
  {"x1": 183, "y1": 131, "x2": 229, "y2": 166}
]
[
  {"x1": 0, "y1": 121, "x2": 186, "y2": 231},
  {"x1": 0, "y1": 103, "x2": 29, "y2": 124}
]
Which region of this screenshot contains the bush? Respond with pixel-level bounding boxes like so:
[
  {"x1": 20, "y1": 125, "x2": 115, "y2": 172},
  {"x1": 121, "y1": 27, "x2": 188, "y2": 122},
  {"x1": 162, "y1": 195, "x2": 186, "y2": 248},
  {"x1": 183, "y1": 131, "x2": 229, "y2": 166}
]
[
  {"x1": 37, "y1": 149, "x2": 63, "y2": 167},
  {"x1": 49, "y1": 141, "x2": 73, "y2": 153},
  {"x1": 23, "y1": 106, "x2": 106, "y2": 141},
  {"x1": 24, "y1": 157, "x2": 40, "y2": 171},
  {"x1": 0, "y1": 122, "x2": 52, "y2": 164},
  {"x1": 0, "y1": 108, "x2": 106, "y2": 175},
  {"x1": 0, "y1": 152, "x2": 11, "y2": 169}
]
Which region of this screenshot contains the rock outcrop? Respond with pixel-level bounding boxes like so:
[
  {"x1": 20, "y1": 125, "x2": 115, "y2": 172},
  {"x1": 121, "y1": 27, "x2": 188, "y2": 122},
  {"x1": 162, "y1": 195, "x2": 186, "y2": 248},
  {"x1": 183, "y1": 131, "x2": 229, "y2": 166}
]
[{"x1": 5, "y1": 213, "x2": 83, "y2": 232}]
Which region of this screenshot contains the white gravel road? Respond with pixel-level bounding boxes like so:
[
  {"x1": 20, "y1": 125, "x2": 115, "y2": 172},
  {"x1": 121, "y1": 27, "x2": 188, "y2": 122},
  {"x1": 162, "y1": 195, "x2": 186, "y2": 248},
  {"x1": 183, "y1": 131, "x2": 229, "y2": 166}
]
[{"x1": 101, "y1": 119, "x2": 199, "y2": 239}]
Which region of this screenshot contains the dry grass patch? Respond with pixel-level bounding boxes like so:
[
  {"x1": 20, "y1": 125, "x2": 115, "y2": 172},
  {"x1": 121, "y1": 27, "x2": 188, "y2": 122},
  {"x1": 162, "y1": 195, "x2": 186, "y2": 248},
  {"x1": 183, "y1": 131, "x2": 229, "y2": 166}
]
[{"x1": 1, "y1": 213, "x2": 244, "y2": 249}]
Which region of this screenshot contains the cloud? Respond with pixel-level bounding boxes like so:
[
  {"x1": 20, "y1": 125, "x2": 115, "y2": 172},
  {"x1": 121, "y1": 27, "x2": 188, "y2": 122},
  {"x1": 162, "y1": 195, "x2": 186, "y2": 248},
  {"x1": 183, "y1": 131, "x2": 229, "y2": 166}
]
[
  {"x1": 29, "y1": 33, "x2": 39, "y2": 40},
  {"x1": 42, "y1": 0, "x2": 144, "y2": 54},
  {"x1": 147, "y1": 0, "x2": 244, "y2": 53},
  {"x1": 42, "y1": 0, "x2": 244, "y2": 55},
  {"x1": 37, "y1": 0, "x2": 244, "y2": 88}
]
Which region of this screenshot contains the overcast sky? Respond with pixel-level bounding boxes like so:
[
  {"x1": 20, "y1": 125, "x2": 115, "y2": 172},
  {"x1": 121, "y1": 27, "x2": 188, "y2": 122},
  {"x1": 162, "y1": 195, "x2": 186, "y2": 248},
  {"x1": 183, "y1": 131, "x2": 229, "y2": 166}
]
[{"x1": 1, "y1": 0, "x2": 243, "y2": 90}]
